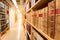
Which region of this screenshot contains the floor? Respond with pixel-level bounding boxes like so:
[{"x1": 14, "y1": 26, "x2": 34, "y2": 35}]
[{"x1": 1, "y1": 20, "x2": 26, "y2": 40}]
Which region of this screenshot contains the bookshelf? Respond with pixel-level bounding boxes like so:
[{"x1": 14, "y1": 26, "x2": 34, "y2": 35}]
[
  {"x1": 26, "y1": 20, "x2": 53, "y2": 40},
  {"x1": 24, "y1": 0, "x2": 60, "y2": 40},
  {"x1": 0, "y1": 1, "x2": 9, "y2": 36}
]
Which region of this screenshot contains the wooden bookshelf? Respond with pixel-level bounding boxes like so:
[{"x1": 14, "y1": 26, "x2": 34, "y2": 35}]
[
  {"x1": 0, "y1": 18, "x2": 6, "y2": 20},
  {"x1": 26, "y1": 0, "x2": 53, "y2": 13},
  {"x1": 26, "y1": 20, "x2": 53, "y2": 40},
  {"x1": 0, "y1": 1, "x2": 9, "y2": 37},
  {"x1": 1, "y1": 27, "x2": 9, "y2": 36}
]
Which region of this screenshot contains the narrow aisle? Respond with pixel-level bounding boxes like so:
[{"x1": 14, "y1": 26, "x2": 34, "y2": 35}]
[{"x1": 1, "y1": 18, "x2": 26, "y2": 40}]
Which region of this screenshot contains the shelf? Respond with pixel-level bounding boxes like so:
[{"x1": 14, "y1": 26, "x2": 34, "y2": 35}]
[
  {"x1": 0, "y1": 6, "x2": 4, "y2": 9},
  {"x1": 32, "y1": 0, "x2": 52, "y2": 10},
  {"x1": 26, "y1": 0, "x2": 52, "y2": 13},
  {"x1": 1, "y1": 0, "x2": 9, "y2": 7},
  {"x1": 0, "y1": 12, "x2": 5, "y2": 14},
  {"x1": 0, "y1": 12, "x2": 4, "y2": 13},
  {"x1": 1, "y1": 27, "x2": 9, "y2": 36},
  {"x1": 26, "y1": 8, "x2": 31, "y2": 13},
  {"x1": 28, "y1": 32, "x2": 31, "y2": 40},
  {"x1": 26, "y1": 20, "x2": 53, "y2": 40},
  {"x1": 1, "y1": 23, "x2": 8, "y2": 26},
  {"x1": 0, "y1": 18, "x2": 6, "y2": 20}
]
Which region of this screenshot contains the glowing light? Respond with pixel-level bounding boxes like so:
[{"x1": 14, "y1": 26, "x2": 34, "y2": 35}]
[{"x1": 12, "y1": 0, "x2": 18, "y2": 9}]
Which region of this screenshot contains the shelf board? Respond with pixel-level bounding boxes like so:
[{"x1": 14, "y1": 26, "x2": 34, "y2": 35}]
[
  {"x1": 0, "y1": 12, "x2": 4, "y2": 13},
  {"x1": 1, "y1": 0, "x2": 9, "y2": 7},
  {"x1": 26, "y1": 0, "x2": 52, "y2": 13},
  {"x1": 28, "y1": 32, "x2": 31, "y2": 40},
  {"x1": 0, "y1": 12, "x2": 5, "y2": 14},
  {"x1": 1, "y1": 27, "x2": 9, "y2": 36},
  {"x1": 1, "y1": 22, "x2": 8, "y2": 26},
  {"x1": 26, "y1": 8, "x2": 31, "y2": 13},
  {"x1": 0, "y1": 18, "x2": 6, "y2": 20},
  {"x1": 26, "y1": 20, "x2": 53, "y2": 40},
  {"x1": 1, "y1": 23, "x2": 6, "y2": 26},
  {"x1": 32, "y1": 0, "x2": 53, "y2": 11},
  {"x1": 0, "y1": 6, "x2": 4, "y2": 9}
]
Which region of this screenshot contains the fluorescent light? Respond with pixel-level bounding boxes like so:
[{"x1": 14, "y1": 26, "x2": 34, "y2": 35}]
[{"x1": 12, "y1": 0, "x2": 22, "y2": 14}]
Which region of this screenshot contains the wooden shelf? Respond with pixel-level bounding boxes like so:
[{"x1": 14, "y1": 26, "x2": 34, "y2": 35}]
[
  {"x1": 1, "y1": 22, "x2": 8, "y2": 26},
  {"x1": 26, "y1": 0, "x2": 52, "y2": 13},
  {"x1": 26, "y1": 20, "x2": 53, "y2": 40},
  {"x1": 1, "y1": 23, "x2": 6, "y2": 26},
  {"x1": 1, "y1": 27, "x2": 9, "y2": 36},
  {"x1": 0, "y1": 12, "x2": 5, "y2": 14},
  {"x1": 0, "y1": 6, "x2": 4, "y2": 9},
  {"x1": 26, "y1": 8, "x2": 31, "y2": 13},
  {"x1": 0, "y1": 18, "x2": 6, "y2": 20},
  {"x1": 32, "y1": 0, "x2": 52, "y2": 11},
  {"x1": 28, "y1": 32, "x2": 31, "y2": 40},
  {"x1": 1, "y1": 0, "x2": 9, "y2": 7},
  {"x1": 0, "y1": 12, "x2": 4, "y2": 13}
]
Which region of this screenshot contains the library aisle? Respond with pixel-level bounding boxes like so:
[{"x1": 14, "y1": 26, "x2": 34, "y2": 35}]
[
  {"x1": 1, "y1": 20, "x2": 26, "y2": 40},
  {"x1": 0, "y1": 0, "x2": 60, "y2": 40}
]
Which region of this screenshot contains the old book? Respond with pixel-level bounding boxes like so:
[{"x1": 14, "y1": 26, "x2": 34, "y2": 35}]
[
  {"x1": 32, "y1": 12, "x2": 38, "y2": 27},
  {"x1": 55, "y1": 0, "x2": 60, "y2": 40},
  {"x1": 38, "y1": 8, "x2": 44, "y2": 31},
  {"x1": 43, "y1": 7, "x2": 48, "y2": 34},
  {"x1": 48, "y1": 1, "x2": 55, "y2": 38}
]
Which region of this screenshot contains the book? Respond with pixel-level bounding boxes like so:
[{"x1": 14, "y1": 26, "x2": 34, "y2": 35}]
[
  {"x1": 43, "y1": 7, "x2": 48, "y2": 34},
  {"x1": 32, "y1": 12, "x2": 38, "y2": 27},
  {"x1": 48, "y1": 1, "x2": 55, "y2": 38},
  {"x1": 38, "y1": 8, "x2": 44, "y2": 31},
  {"x1": 55, "y1": 0, "x2": 60, "y2": 40}
]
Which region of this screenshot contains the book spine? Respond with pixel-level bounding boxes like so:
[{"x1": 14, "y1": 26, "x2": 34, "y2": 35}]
[
  {"x1": 48, "y1": 1, "x2": 55, "y2": 38},
  {"x1": 55, "y1": 0, "x2": 60, "y2": 40}
]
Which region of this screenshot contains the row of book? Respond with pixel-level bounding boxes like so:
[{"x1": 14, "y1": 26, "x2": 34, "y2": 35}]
[
  {"x1": 0, "y1": 1, "x2": 9, "y2": 36},
  {"x1": 25, "y1": 0, "x2": 60, "y2": 40}
]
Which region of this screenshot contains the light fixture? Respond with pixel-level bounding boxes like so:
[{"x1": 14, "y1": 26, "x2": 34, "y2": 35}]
[
  {"x1": 12, "y1": 0, "x2": 18, "y2": 9},
  {"x1": 12, "y1": 0, "x2": 21, "y2": 13}
]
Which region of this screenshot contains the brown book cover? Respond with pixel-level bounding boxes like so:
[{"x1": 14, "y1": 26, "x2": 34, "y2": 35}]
[
  {"x1": 43, "y1": 7, "x2": 48, "y2": 34},
  {"x1": 38, "y1": 8, "x2": 44, "y2": 31},
  {"x1": 32, "y1": 12, "x2": 38, "y2": 27},
  {"x1": 48, "y1": 1, "x2": 55, "y2": 38},
  {"x1": 55, "y1": 0, "x2": 60, "y2": 40}
]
